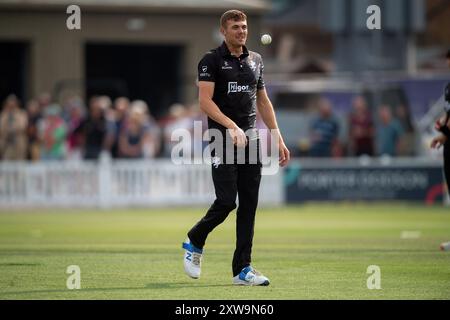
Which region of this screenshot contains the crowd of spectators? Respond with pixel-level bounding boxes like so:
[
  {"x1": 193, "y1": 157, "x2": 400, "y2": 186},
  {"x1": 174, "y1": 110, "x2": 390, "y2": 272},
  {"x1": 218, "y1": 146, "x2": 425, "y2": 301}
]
[
  {"x1": 0, "y1": 93, "x2": 206, "y2": 161},
  {"x1": 0, "y1": 92, "x2": 415, "y2": 161},
  {"x1": 306, "y1": 95, "x2": 414, "y2": 158}
]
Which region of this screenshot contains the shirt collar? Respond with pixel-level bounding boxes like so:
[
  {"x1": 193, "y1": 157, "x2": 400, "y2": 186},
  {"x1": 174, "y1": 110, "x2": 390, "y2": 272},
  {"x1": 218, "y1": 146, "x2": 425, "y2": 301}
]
[{"x1": 219, "y1": 41, "x2": 249, "y2": 59}]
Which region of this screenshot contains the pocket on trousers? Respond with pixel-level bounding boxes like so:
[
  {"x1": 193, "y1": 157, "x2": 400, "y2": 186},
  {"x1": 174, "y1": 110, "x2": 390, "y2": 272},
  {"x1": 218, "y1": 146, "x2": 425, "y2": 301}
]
[{"x1": 212, "y1": 164, "x2": 237, "y2": 182}]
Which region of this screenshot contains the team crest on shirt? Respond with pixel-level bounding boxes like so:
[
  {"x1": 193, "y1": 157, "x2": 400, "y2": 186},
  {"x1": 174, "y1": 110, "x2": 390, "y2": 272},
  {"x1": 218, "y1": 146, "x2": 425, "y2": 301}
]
[
  {"x1": 222, "y1": 61, "x2": 233, "y2": 70},
  {"x1": 248, "y1": 60, "x2": 257, "y2": 71},
  {"x1": 211, "y1": 156, "x2": 221, "y2": 168}
]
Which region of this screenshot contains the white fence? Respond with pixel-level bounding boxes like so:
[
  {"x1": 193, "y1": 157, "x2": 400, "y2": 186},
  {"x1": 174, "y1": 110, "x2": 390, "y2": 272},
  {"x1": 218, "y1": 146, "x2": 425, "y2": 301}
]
[{"x1": 0, "y1": 160, "x2": 284, "y2": 209}]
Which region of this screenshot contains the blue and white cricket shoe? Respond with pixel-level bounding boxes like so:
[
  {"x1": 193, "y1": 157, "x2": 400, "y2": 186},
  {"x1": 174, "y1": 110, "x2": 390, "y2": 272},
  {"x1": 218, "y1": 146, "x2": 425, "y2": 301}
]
[
  {"x1": 182, "y1": 238, "x2": 203, "y2": 279},
  {"x1": 232, "y1": 266, "x2": 270, "y2": 286}
]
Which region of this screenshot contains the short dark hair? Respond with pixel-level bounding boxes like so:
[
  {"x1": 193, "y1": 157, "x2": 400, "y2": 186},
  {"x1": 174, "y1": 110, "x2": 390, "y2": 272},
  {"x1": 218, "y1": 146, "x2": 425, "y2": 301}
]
[{"x1": 220, "y1": 10, "x2": 247, "y2": 28}]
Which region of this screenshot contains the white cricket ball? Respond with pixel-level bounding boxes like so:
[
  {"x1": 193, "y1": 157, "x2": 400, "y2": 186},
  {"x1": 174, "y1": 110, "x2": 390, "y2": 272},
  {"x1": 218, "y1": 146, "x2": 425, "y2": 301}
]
[{"x1": 261, "y1": 34, "x2": 272, "y2": 45}]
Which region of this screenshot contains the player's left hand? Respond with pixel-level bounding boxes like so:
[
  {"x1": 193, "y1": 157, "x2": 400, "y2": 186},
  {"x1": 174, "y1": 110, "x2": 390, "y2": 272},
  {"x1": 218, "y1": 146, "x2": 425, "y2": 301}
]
[
  {"x1": 430, "y1": 134, "x2": 447, "y2": 149},
  {"x1": 279, "y1": 142, "x2": 290, "y2": 167}
]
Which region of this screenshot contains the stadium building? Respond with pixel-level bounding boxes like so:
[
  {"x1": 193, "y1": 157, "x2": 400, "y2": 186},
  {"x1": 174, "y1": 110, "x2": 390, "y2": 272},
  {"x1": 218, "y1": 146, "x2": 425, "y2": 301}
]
[{"x1": 0, "y1": 0, "x2": 269, "y2": 116}]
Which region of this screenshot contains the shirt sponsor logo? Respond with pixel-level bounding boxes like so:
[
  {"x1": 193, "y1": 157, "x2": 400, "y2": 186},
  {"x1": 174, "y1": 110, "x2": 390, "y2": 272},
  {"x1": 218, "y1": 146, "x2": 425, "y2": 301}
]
[{"x1": 228, "y1": 82, "x2": 250, "y2": 94}]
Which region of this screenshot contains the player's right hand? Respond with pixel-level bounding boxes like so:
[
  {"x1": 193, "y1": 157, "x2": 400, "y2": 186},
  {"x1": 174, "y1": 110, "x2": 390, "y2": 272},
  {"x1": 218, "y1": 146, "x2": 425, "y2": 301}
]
[
  {"x1": 279, "y1": 142, "x2": 290, "y2": 167},
  {"x1": 229, "y1": 126, "x2": 247, "y2": 148}
]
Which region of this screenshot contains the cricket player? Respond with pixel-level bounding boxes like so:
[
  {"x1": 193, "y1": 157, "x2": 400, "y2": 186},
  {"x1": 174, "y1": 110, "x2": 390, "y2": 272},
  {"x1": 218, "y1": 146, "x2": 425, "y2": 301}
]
[
  {"x1": 430, "y1": 49, "x2": 450, "y2": 251},
  {"x1": 182, "y1": 9, "x2": 290, "y2": 285}
]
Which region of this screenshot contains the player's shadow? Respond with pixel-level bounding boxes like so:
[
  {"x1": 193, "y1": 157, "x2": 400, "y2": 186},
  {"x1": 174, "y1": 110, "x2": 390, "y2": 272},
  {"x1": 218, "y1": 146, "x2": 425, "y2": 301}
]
[
  {"x1": 145, "y1": 282, "x2": 231, "y2": 289},
  {"x1": 0, "y1": 283, "x2": 232, "y2": 297}
]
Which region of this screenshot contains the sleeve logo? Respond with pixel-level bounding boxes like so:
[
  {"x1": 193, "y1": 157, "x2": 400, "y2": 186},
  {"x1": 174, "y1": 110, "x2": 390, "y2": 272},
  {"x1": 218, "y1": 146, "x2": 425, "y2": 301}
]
[{"x1": 200, "y1": 65, "x2": 210, "y2": 77}]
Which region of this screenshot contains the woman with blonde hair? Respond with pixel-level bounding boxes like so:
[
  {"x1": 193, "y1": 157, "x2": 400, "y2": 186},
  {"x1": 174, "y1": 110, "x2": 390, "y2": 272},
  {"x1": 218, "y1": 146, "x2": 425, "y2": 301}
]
[
  {"x1": 0, "y1": 95, "x2": 28, "y2": 160},
  {"x1": 118, "y1": 100, "x2": 160, "y2": 158}
]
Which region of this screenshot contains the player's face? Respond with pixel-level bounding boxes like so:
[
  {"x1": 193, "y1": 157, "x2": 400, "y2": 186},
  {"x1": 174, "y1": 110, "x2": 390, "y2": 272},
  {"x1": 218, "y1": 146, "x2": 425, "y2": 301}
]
[{"x1": 222, "y1": 20, "x2": 247, "y2": 47}]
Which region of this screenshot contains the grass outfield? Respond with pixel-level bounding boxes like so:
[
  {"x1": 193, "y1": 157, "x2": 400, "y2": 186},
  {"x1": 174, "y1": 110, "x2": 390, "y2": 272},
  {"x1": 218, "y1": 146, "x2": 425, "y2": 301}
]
[{"x1": 0, "y1": 203, "x2": 449, "y2": 300}]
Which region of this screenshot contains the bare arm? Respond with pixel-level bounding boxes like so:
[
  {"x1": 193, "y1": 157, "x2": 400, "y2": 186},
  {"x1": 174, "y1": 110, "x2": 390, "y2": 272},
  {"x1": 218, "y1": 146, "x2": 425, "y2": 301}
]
[
  {"x1": 256, "y1": 88, "x2": 290, "y2": 166},
  {"x1": 198, "y1": 81, "x2": 247, "y2": 147},
  {"x1": 431, "y1": 115, "x2": 450, "y2": 149},
  {"x1": 256, "y1": 88, "x2": 279, "y2": 130}
]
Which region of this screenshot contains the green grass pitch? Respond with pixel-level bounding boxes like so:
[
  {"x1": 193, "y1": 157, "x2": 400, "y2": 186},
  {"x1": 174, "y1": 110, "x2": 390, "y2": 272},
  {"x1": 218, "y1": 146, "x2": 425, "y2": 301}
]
[{"x1": 0, "y1": 204, "x2": 449, "y2": 299}]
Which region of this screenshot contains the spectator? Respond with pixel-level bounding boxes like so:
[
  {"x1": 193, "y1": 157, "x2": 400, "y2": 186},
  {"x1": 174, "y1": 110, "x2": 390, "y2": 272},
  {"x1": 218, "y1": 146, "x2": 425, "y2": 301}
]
[
  {"x1": 77, "y1": 96, "x2": 116, "y2": 160},
  {"x1": 348, "y1": 96, "x2": 374, "y2": 156},
  {"x1": 255, "y1": 108, "x2": 272, "y2": 157},
  {"x1": 37, "y1": 92, "x2": 51, "y2": 110},
  {"x1": 395, "y1": 104, "x2": 415, "y2": 156},
  {"x1": 162, "y1": 103, "x2": 191, "y2": 158},
  {"x1": 135, "y1": 100, "x2": 161, "y2": 158},
  {"x1": 376, "y1": 105, "x2": 404, "y2": 156},
  {"x1": 0, "y1": 94, "x2": 28, "y2": 160},
  {"x1": 309, "y1": 98, "x2": 340, "y2": 157},
  {"x1": 118, "y1": 100, "x2": 158, "y2": 158},
  {"x1": 65, "y1": 96, "x2": 86, "y2": 160},
  {"x1": 26, "y1": 99, "x2": 42, "y2": 161},
  {"x1": 38, "y1": 104, "x2": 67, "y2": 160},
  {"x1": 111, "y1": 97, "x2": 130, "y2": 158},
  {"x1": 98, "y1": 95, "x2": 114, "y2": 119},
  {"x1": 188, "y1": 102, "x2": 208, "y2": 159},
  {"x1": 118, "y1": 106, "x2": 145, "y2": 158},
  {"x1": 99, "y1": 95, "x2": 117, "y2": 155}
]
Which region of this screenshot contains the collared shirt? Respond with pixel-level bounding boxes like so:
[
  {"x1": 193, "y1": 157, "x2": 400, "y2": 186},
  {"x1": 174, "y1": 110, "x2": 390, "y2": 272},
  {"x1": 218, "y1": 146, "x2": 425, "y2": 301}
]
[{"x1": 197, "y1": 41, "x2": 265, "y2": 136}]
